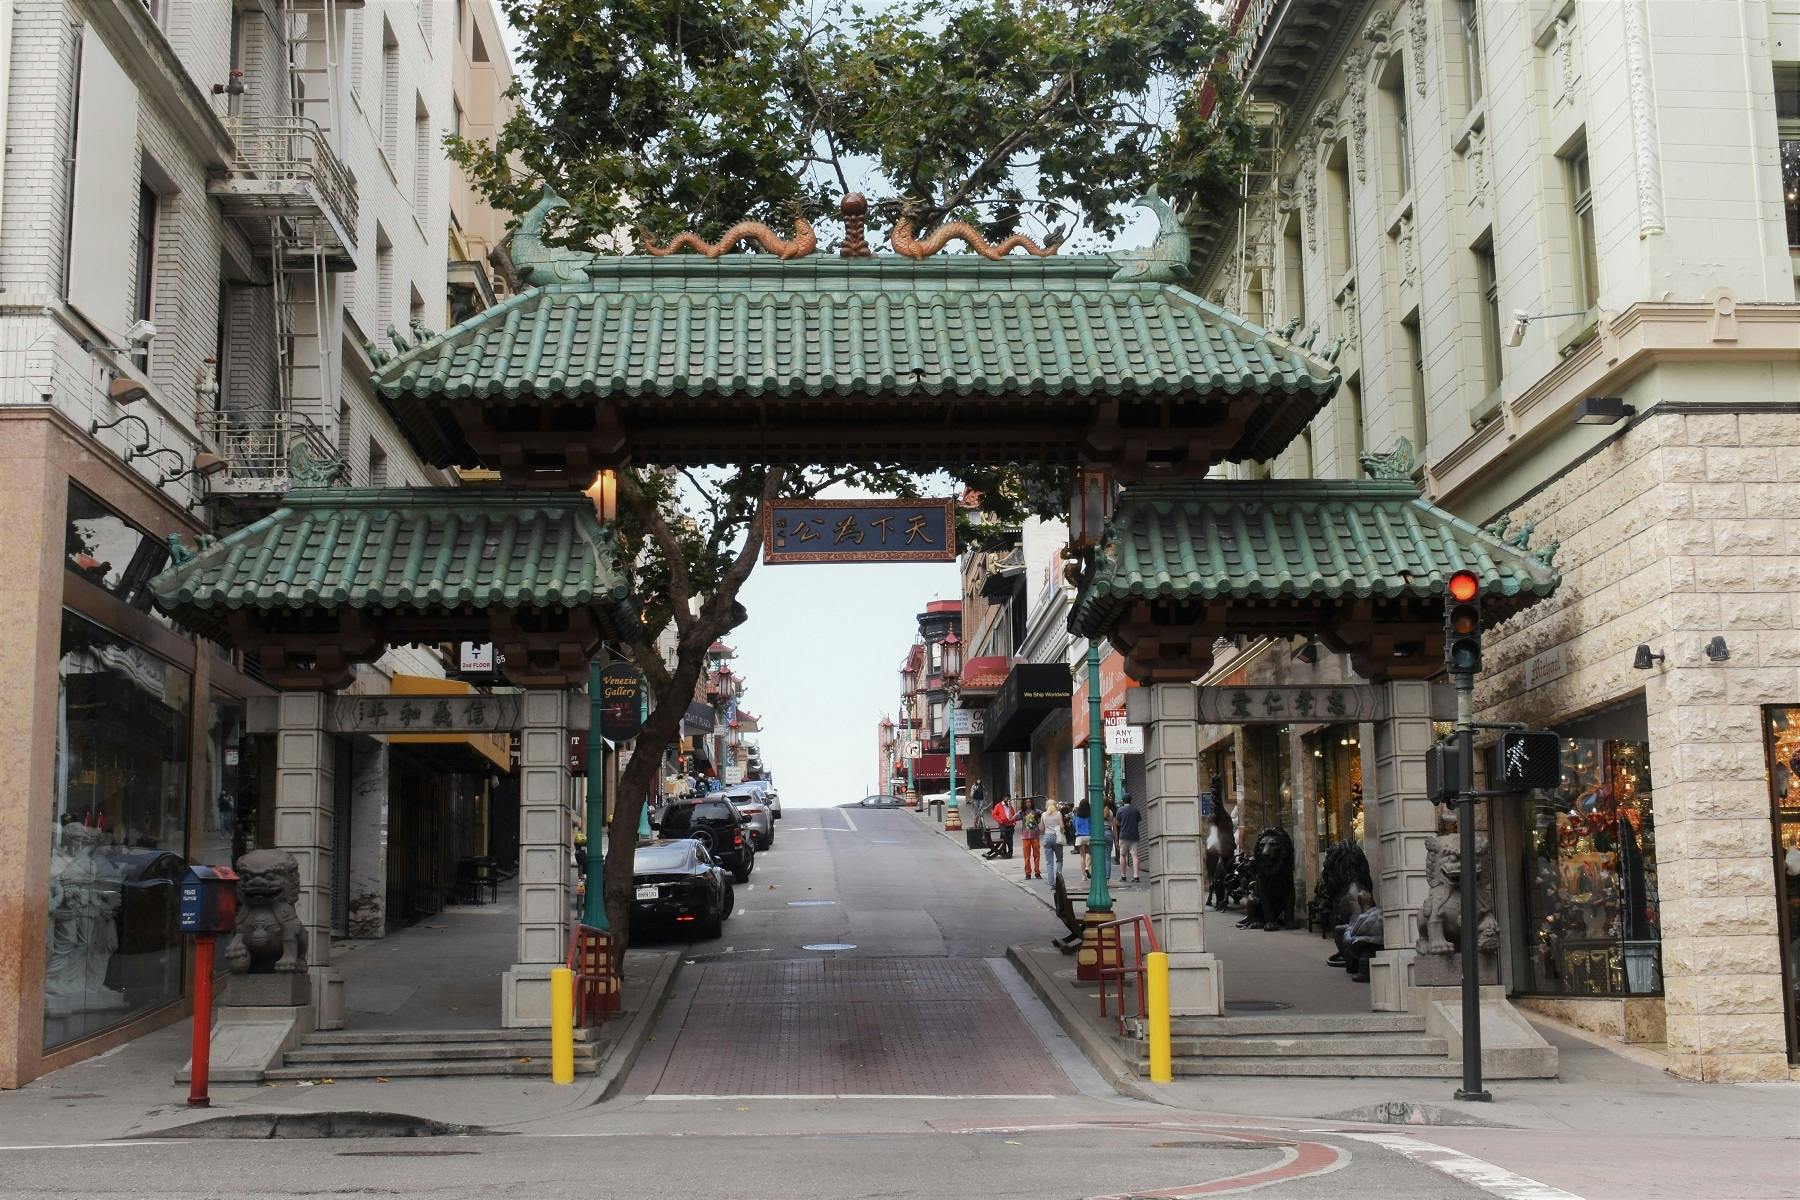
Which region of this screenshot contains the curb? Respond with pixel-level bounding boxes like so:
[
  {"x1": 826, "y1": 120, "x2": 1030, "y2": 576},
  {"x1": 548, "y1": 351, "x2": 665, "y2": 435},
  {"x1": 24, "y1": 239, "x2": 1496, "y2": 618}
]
[
  {"x1": 1005, "y1": 941, "x2": 1157, "y2": 1104},
  {"x1": 591, "y1": 947, "x2": 682, "y2": 1103}
]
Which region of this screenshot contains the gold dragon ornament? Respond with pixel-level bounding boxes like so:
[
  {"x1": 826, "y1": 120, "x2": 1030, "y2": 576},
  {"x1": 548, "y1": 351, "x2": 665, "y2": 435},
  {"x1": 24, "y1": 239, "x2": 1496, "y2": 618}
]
[
  {"x1": 636, "y1": 215, "x2": 817, "y2": 259},
  {"x1": 889, "y1": 209, "x2": 1061, "y2": 260}
]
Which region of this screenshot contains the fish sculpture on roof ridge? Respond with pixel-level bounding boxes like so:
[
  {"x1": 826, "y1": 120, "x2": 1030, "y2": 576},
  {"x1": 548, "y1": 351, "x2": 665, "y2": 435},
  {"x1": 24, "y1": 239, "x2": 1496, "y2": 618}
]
[
  {"x1": 1109, "y1": 189, "x2": 1190, "y2": 283},
  {"x1": 512, "y1": 187, "x2": 596, "y2": 286}
]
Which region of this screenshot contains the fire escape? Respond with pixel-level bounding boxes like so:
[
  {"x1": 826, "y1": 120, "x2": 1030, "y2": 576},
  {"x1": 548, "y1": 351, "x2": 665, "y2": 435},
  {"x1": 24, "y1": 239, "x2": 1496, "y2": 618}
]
[{"x1": 204, "y1": 0, "x2": 359, "y2": 498}]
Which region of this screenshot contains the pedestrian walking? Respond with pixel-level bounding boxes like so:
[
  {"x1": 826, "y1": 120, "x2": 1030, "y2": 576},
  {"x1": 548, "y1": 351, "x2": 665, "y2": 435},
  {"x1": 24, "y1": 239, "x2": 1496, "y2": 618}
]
[
  {"x1": 1041, "y1": 798, "x2": 1064, "y2": 889},
  {"x1": 1117, "y1": 793, "x2": 1143, "y2": 883},
  {"x1": 1073, "y1": 800, "x2": 1092, "y2": 879},
  {"x1": 1019, "y1": 799, "x2": 1042, "y2": 879}
]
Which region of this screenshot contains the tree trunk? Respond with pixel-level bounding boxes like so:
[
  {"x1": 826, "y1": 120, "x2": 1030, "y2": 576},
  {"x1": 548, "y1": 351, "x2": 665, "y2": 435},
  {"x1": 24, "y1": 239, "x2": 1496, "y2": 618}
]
[{"x1": 600, "y1": 631, "x2": 718, "y2": 957}]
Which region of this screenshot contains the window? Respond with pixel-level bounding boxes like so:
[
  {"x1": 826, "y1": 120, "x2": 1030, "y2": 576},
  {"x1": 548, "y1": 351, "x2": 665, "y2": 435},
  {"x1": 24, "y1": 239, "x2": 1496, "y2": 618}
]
[
  {"x1": 1282, "y1": 219, "x2": 1306, "y2": 327},
  {"x1": 381, "y1": 23, "x2": 401, "y2": 163},
  {"x1": 1566, "y1": 141, "x2": 1599, "y2": 310},
  {"x1": 414, "y1": 98, "x2": 432, "y2": 218},
  {"x1": 931, "y1": 701, "x2": 944, "y2": 737},
  {"x1": 1475, "y1": 241, "x2": 1502, "y2": 396},
  {"x1": 1246, "y1": 269, "x2": 1268, "y2": 327},
  {"x1": 346, "y1": 9, "x2": 363, "y2": 97},
  {"x1": 368, "y1": 441, "x2": 389, "y2": 487},
  {"x1": 1345, "y1": 375, "x2": 1365, "y2": 461},
  {"x1": 1767, "y1": 705, "x2": 1800, "y2": 1061},
  {"x1": 1402, "y1": 314, "x2": 1427, "y2": 451},
  {"x1": 376, "y1": 233, "x2": 395, "y2": 342},
  {"x1": 1382, "y1": 62, "x2": 1412, "y2": 199},
  {"x1": 336, "y1": 401, "x2": 352, "y2": 460},
  {"x1": 1460, "y1": 0, "x2": 1484, "y2": 110},
  {"x1": 43, "y1": 611, "x2": 192, "y2": 1050},
  {"x1": 1327, "y1": 142, "x2": 1354, "y2": 280},
  {"x1": 471, "y1": 20, "x2": 489, "y2": 63},
  {"x1": 64, "y1": 485, "x2": 171, "y2": 616},
  {"x1": 930, "y1": 640, "x2": 943, "y2": 671},
  {"x1": 1777, "y1": 65, "x2": 1799, "y2": 249},
  {"x1": 133, "y1": 184, "x2": 158, "y2": 366}
]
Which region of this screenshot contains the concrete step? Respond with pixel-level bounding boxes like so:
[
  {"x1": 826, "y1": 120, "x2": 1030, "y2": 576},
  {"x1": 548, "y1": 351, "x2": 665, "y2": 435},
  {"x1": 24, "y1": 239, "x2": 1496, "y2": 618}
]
[
  {"x1": 284, "y1": 1041, "x2": 597, "y2": 1065},
  {"x1": 1139, "y1": 1055, "x2": 1462, "y2": 1078},
  {"x1": 265, "y1": 1059, "x2": 597, "y2": 1081},
  {"x1": 1165, "y1": 1034, "x2": 1448, "y2": 1058},
  {"x1": 1166, "y1": 1013, "x2": 1426, "y2": 1037},
  {"x1": 304, "y1": 1028, "x2": 601, "y2": 1046}
]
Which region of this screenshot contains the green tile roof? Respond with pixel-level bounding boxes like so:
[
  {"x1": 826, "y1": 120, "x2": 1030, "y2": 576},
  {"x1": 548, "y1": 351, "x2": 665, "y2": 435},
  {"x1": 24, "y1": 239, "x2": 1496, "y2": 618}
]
[
  {"x1": 149, "y1": 488, "x2": 635, "y2": 635},
  {"x1": 1071, "y1": 480, "x2": 1561, "y2": 636},
  {"x1": 371, "y1": 256, "x2": 1340, "y2": 468}
]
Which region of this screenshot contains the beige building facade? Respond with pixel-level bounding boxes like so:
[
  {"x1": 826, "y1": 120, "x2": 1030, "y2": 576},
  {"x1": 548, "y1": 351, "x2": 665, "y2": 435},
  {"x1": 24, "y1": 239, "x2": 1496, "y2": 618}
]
[{"x1": 1191, "y1": 0, "x2": 1800, "y2": 1080}]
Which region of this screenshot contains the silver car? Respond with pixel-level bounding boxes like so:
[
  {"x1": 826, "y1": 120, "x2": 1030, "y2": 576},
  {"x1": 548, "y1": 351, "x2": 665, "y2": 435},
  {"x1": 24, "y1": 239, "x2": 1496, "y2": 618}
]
[{"x1": 723, "y1": 786, "x2": 774, "y2": 849}]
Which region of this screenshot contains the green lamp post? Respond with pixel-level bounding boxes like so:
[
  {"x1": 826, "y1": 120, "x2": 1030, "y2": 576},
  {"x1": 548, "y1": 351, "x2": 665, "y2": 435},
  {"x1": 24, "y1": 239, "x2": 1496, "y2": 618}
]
[
  {"x1": 584, "y1": 658, "x2": 610, "y2": 931},
  {"x1": 1084, "y1": 639, "x2": 1112, "y2": 914},
  {"x1": 942, "y1": 632, "x2": 963, "y2": 831}
]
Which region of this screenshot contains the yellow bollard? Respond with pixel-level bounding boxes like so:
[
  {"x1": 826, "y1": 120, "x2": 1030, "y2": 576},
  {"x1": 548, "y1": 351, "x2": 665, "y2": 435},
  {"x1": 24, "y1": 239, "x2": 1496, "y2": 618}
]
[
  {"x1": 1145, "y1": 951, "x2": 1172, "y2": 1084},
  {"x1": 550, "y1": 966, "x2": 575, "y2": 1085}
]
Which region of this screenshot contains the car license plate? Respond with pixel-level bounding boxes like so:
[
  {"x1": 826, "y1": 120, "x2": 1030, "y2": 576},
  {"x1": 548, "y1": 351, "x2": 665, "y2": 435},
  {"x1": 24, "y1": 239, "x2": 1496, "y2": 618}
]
[{"x1": 634, "y1": 884, "x2": 659, "y2": 900}]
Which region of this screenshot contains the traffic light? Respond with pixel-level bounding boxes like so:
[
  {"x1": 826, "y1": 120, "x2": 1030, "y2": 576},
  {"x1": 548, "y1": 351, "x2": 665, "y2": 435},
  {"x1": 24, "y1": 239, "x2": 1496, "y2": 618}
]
[
  {"x1": 1444, "y1": 569, "x2": 1483, "y2": 675},
  {"x1": 1490, "y1": 730, "x2": 1562, "y2": 791}
]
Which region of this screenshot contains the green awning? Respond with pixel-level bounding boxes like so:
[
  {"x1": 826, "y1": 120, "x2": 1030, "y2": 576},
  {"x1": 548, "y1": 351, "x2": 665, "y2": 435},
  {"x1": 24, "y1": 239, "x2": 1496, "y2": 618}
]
[
  {"x1": 150, "y1": 487, "x2": 635, "y2": 639},
  {"x1": 1071, "y1": 480, "x2": 1561, "y2": 637}
]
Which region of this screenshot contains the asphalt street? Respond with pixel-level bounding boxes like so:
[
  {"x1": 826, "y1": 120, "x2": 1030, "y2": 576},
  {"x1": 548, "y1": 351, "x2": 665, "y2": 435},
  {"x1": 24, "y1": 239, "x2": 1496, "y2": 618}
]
[{"x1": 0, "y1": 805, "x2": 1783, "y2": 1199}]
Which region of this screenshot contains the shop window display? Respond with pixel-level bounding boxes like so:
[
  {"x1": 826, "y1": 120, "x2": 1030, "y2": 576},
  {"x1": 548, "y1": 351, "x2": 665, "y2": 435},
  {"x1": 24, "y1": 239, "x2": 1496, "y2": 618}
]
[
  {"x1": 1766, "y1": 706, "x2": 1800, "y2": 1061},
  {"x1": 1521, "y1": 736, "x2": 1660, "y2": 996},
  {"x1": 45, "y1": 612, "x2": 191, "y2": 1049},
  {"x1": 195, "y1": 696, "x2": 266, "y2": 870},
  {"x1": 63, "y1": 484, "x2": 170, "y2": 618}
]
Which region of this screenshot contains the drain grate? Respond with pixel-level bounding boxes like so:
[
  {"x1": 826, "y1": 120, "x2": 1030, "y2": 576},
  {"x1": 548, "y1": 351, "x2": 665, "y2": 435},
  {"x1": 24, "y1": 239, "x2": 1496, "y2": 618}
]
[{"x1": 1224, "y1": 1000, "x2": 1293, "y2": 1013}]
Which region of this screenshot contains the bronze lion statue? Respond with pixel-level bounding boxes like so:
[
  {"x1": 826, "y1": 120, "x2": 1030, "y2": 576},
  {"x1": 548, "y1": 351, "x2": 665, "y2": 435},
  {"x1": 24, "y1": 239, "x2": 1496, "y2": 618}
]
[
  {"x1": 1245, "y1": 827, "x2": 1296, "y2": 931},
  {"x1": 223, "y1": 849, "x2": 310, "y2": 975}
]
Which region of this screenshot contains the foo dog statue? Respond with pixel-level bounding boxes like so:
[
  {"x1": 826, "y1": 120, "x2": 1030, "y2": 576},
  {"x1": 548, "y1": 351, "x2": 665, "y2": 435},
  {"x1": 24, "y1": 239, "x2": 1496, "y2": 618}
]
[
  {"x1": 1415, "y1": 832, "x2": 1500, "y2": 956},
  {"x1": 223, "y1": 850, "x2": 309, "y2": 975},
  {"x1": 1237, "y1": 827, "x2": 1296, "y2": 931}
]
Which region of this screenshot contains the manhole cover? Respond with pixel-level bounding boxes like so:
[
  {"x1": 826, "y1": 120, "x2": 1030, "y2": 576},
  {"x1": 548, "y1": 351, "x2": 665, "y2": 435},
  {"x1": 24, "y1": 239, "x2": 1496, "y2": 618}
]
[
  {"x1": 1225, "y1": 1000, "x2": 1292, "y2": 1013},
  {"x1": 802, "y1": 943, "x2": 856, "y2": 951},
  {"x1": 788, "y1": 900, "x2": 836, "y2": 907}
]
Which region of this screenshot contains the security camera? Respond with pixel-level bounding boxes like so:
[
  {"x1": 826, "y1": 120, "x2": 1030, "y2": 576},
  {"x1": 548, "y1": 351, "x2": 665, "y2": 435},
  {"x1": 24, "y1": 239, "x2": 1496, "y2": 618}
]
[
  {"x1": 125, "y1": 319, "x2": 158, "y2": 346},
  {"x1": 1504, "y1": 309, "x2": 1528, "y2": 348}
]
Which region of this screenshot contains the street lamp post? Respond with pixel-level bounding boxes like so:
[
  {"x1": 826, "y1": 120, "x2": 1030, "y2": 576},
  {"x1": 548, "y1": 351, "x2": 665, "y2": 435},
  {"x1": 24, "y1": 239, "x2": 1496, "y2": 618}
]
[
  {"x1": 1075, "y1": 638, "x2": 1114, "y2": 983},
  {"x1": 942, "y1": 633, "x2": 963, "y2": 833},
  {"x1": 899, "y1": 664, "x2": 917, "y2": 805}
]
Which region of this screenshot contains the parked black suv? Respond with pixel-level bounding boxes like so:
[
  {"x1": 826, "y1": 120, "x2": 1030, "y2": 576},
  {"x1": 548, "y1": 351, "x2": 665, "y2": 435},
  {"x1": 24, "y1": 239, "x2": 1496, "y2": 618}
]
[{"x1": 656, "y1": 797, "x2": 756, "y2": 882}]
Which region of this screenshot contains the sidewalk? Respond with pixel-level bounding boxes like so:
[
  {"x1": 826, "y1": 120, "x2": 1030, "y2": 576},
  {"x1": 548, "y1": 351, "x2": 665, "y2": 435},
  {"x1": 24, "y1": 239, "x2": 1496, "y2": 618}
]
[
  {"x1": 0, "y1": 888, "x2": 680, "y2": 1145},
  {"x1": 913, "y1": 804, "x2": 1800, "y2": 1140}
]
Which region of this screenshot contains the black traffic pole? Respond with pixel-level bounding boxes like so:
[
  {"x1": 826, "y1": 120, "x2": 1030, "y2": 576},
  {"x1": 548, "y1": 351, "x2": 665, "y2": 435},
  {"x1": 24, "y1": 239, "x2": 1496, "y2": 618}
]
[{"x1": 1453, "y1": 669, "x2": 1490, "y2": 1102}]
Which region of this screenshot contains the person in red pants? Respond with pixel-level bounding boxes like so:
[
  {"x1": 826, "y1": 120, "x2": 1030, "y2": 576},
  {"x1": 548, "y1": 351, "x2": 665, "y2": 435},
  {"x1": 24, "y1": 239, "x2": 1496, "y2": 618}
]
[{"x1": 1019, "y1": 799, "x2": 1043, "y2": 879}]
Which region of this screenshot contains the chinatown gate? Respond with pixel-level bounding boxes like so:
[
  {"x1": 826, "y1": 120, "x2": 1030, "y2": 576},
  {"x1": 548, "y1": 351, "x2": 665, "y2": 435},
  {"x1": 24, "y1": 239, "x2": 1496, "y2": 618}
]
[{"x1": 148, "y1": 193, "x2": 1559, "y2": 1052}]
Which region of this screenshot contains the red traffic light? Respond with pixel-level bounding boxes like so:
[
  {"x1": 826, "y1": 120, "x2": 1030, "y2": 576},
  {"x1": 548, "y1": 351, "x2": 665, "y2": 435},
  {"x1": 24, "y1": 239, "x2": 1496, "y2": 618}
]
[{"x1": 1447, "y1": 570, "x2": 1480, "y2": 603}]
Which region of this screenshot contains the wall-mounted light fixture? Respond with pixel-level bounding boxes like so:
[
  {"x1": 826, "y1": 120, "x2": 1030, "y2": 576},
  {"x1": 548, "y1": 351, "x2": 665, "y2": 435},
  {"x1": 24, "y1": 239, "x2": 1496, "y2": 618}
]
[
  {"x1": 1631, "y1": 644, "x2": 1664, "y2": 670},
  {"x1": 1291, "y1": 636, "x2": 1319, "y2": 665},
  {"x1": 1705, "y1": 636, "x2": 1730, "y2": 662},
  {"x1": 1573, "y1": 396, "x2": 1635, "y2": 426},
  {"x1": 126, "y1": 445, "x2": 186, "y2": 474},
  {"x1": 584, "y1": 469, "x2": 618, "y2": 522},
  {"x1": 159, "y1": 451, "x2": 229, "y2": 487},
  {"x1": 1505, "y1": 308, "x2": 1591, "y2": 347},
  {"x1": 89, "y1": 414, "x2": 152, "y2": 449}
]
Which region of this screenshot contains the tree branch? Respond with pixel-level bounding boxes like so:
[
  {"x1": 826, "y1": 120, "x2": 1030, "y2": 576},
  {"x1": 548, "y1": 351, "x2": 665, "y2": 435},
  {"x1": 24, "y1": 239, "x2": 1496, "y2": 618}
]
[
  {"x1": 619, "y1": 471, "x2": 696, "y2": 635},
  {"x1": 693, "y1": 466, "x2": 786, "y2": 640}
]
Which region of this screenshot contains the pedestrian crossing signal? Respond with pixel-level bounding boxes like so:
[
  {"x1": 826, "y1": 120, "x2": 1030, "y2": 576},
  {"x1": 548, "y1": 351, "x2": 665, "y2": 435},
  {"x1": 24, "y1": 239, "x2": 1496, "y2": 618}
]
[
  {"x1": 1491, "y1": 730, "x2": 1562, "y2": 791},
  {"x1": 1445, "y1": 570, "x2": 1482, "y2": 675}
]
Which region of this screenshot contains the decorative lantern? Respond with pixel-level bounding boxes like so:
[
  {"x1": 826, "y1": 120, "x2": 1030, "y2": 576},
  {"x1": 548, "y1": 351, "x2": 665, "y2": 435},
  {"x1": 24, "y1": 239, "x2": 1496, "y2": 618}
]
[
  {"x1": 1068, "y1": 466, "x2": 1115, "y2": 549},
  {"x1": 585, "y1": 469, "x2": 618, "y2": 522},
  {"x1": 942, "y1": 632, "x2": 963, "y2": 684}
]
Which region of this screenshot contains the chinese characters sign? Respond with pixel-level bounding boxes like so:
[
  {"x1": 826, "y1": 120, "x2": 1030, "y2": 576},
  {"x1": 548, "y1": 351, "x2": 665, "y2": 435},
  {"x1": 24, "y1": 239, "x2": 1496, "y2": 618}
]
[
  {"x1": 764, "y1": 498, "x2": 957, "y2": 564},
  {"x1": 1194, "y1": 685, "x2": 1386, "y2": 725},
  {"x1": 330, "y1": 694, "x2": 523, "y2": 734}
]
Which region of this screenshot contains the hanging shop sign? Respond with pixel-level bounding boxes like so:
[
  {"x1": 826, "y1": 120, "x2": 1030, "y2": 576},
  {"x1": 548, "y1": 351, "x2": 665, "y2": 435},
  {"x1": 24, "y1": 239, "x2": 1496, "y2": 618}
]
[
  {"x1": 764, "y1": 498, "x2": 957, "y2": 564},
  {"x1": 950, "y1": 709, "x2": 985, "y2": 736},
  {"x1": 599, "y1": 662, "x2": 650, "y2": 741}
]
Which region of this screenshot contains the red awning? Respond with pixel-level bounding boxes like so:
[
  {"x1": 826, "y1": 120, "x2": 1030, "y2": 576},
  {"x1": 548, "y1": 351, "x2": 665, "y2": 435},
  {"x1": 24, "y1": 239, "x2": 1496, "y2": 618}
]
[
  {"x1": 910, "y1": 753, "x2": 949, "y2": 778},
  {"x1": 958, "y1": 655, "x2": 1010, "y2": 695}
]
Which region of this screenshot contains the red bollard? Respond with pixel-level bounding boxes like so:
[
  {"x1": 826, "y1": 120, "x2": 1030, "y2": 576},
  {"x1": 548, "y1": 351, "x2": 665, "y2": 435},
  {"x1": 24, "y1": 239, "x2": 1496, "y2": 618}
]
[{"x1": 188, "y1": 934, "x2": 214, "y2": 1108}]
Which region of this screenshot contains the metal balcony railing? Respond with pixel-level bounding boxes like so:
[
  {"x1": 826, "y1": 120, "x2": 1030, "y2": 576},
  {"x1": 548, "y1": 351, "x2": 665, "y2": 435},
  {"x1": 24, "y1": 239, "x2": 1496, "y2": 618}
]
[
  {"x1": 196, "y1": 405, "x2": 345, "y2": 496},
  {"x1": 217, "y1": 116, "x2": 359, "y2": 247}
]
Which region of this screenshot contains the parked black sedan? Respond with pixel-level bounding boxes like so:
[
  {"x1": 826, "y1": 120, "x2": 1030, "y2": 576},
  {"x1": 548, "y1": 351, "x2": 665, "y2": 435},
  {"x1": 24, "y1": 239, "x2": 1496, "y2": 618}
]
[
  {"x1": 630, "y1": 839, "x2": 734, "y2": 939},
  {"x1": 852, "y1": 794, "x2": 906, "y2": 808}
]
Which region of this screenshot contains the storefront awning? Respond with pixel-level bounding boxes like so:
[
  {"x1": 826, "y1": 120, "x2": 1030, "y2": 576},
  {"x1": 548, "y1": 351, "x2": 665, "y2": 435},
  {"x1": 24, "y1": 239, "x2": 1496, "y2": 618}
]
[
  {"x1": 388, "y1": 674, "x2": 511, "y2": 771},
  {"x1": 986, "y1": 662, "x2": 1075, "y2": 752},
  {"x1": 957, "y1": 655, "x2": 1011, "y2": 702}
]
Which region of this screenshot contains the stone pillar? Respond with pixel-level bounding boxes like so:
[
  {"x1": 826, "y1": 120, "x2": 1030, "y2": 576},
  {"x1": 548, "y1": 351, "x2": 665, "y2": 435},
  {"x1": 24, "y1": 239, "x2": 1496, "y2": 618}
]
[
  {"x1": 344, "y1": 739, "x2": 389, "y2": 940},
  {"x1": 1367, "y1": 679, "x2": 1440, "y2": 1012},
  {"x1": 503, "y1": 689, "x2": 573, "y2": 1026},
  {"x1": 274, "y1": 693, "x2": 344, "y2": 1028},
  {"x1": 1131, "y1": 683, "x2": 1223, "y2": 1016}
]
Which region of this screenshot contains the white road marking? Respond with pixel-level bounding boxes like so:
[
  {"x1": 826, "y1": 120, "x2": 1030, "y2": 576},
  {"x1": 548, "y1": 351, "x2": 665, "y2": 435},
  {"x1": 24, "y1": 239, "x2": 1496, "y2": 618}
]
[
  {"x1": 1334, "y1": 1131, "x2": 1585, "y2": 1200},
  {"x1": 643, "y1": 1093, "x2": 1059, "y2": 1101},
  {"x1": 0, "y1": 1140, "x2": 184, "y2": 1152},
  {"x1": 837, "y1": 810, "x2": 858, "y2": 833}
]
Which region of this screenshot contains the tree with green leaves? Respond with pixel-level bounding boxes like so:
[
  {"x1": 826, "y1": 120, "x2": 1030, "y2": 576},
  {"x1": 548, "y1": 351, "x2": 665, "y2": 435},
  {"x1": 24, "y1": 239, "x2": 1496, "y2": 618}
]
[{"x1": 449, "y1": 0, "x2": 1256, "y2": 947}]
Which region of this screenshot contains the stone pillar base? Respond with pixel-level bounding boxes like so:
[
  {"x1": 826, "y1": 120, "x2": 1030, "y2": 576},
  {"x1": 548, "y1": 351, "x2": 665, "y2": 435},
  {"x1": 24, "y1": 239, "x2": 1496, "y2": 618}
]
[
  {"x1": 1075, "y1": 908, "x2": 1117, "y2": 982},
  {"x1": 502, "y1": 963, "x2": 558, "y2": 1028},
  {"x1": 1409, "y1": 984, "x2": 1558, "y2": 1079},
  {"x1": 1367, "y1": 948, "x2": 1413, "y2": 1012},
  {"x1": 177, "y1": 1005, "x2": 315, "y2": 1084},
  {"x1": 945, "y1": 807, "x2": 962, "y2": 831},
  {"x1": 310, "y1": 966, "x2": 345, "y2": 1031},
  {"x1": 1166, "y1": 950, "x2": 1225, "y2": 1018}
]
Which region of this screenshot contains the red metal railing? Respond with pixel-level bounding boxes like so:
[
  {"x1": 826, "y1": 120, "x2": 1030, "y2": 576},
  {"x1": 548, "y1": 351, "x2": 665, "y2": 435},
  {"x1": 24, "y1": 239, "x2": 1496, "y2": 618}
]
[{"x1": 1095, "y1": 913, "x2": 1160, "y2": 1034}]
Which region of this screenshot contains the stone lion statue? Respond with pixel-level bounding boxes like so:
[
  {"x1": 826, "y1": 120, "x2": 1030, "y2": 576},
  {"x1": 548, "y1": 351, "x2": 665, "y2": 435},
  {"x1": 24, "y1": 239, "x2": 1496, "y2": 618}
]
[
  {"x1": 223, "y1": 850, "x2": 309, "y2": 975},
  {"x1": 1415, "y1": 832, "x2": 1500, "y2": 956}
]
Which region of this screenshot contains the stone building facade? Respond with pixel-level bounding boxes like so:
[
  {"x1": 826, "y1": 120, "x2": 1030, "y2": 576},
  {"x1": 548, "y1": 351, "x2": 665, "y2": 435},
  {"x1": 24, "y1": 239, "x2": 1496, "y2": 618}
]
[
  {"x1": 0, "y1": 0, "x2": 522, "y2": 1088},
  {"x1": 1191, "y1": 0, "x2": 1800, "y2": 1079}
]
